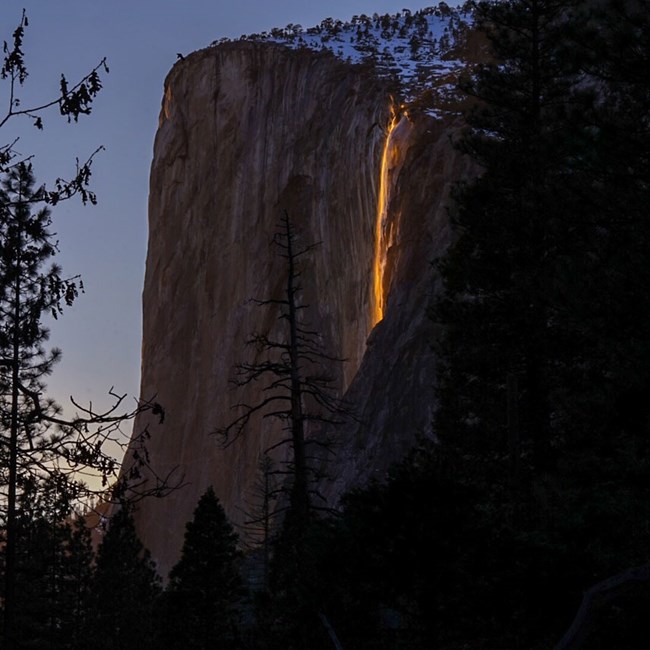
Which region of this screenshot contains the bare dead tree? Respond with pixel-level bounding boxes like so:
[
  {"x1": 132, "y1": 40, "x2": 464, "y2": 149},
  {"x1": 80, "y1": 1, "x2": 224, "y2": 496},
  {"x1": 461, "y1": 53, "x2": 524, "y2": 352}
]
[
  {"x1": 216, "y1": 211, "x2": 350, "y2": 533},
  {"x1": 237, "y1": 452, "x2": 280, "y2": 590}
]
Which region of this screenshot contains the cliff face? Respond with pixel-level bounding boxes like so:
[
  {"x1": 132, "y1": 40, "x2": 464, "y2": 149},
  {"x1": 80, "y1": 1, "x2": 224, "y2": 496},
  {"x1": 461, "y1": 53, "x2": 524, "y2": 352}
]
[
  {"x1": 321, "y1": 113, "x2": 471, "y2": 501},
  {"x1": 130, "y1": 37, "x2": 473, "y2": 578}
]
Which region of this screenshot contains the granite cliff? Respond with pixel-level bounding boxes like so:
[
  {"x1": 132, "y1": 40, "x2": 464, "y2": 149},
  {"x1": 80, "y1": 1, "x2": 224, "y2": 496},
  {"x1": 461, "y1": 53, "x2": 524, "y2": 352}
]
[{"x1": 128, "y1": 5, "x2": 479, "y2": 577}]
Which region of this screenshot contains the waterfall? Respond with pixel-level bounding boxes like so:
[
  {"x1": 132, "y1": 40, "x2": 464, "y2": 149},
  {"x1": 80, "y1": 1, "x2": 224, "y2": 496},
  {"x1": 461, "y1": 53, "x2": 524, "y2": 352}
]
[{"x1": 372, "y1": 108, "x2": 404, "y2": 326}]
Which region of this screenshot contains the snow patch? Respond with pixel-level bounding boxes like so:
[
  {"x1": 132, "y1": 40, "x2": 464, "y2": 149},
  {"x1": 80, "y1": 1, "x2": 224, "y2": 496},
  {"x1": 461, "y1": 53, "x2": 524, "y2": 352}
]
[{"x1": 211, "y1": 3, "x2": 475, "y2": 112}]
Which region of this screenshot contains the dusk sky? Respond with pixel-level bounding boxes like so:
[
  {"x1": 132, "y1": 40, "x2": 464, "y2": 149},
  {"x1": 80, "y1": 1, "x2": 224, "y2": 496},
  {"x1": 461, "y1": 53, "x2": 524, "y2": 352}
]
[{"x1": 0, "y1": 1, "x2": 455, "y2": 418}]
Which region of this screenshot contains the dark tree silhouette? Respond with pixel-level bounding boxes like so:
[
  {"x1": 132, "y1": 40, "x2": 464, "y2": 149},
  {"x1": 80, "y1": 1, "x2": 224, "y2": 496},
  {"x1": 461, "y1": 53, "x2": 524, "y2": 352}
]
[
  {"x1": 60, "y1": 515, "x2": 95, "y2": 650},
  {"x1": 0, "y1": 479, "x2": 95, "y2": 649},
  {"x1": 217, "y1": 212, "x2": 347, "y2": 530},
  {"x1": 0, "y1": 13, "x2": 179, "y2": 647},
  {"x1": 217, "y1": 212, "x2": 350, "y2": 648},
  {"x1": 427, "y1": 0, "x2": 650, "y2": 645},
  {"x1": 87, "y1": 507, "x2": 161, "y2": 650},
  {"x1": 161, "y1": 487, "x2": 244, "y2": 649},
  {"x1": 0, "y1": 162, "x2": 174, "y2": 647},
  {"x1": 0, "y1": 24, "x2": 104, "y2": 642},
  {"x1": 1, "y1": 8, "x2": 109, "y2": 187},
  {"x1": 239, "y1": 452, "x2": 280, "y2": 590},
  {"x1": 434, "y1": 0, "x2": 584, "y2": 467}
]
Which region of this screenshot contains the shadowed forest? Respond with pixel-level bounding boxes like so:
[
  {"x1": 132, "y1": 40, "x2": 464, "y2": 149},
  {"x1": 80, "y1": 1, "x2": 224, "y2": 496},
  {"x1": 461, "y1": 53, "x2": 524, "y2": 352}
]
[{"x1": 1, "y1": 1, "x2": 649, "y2": 648}]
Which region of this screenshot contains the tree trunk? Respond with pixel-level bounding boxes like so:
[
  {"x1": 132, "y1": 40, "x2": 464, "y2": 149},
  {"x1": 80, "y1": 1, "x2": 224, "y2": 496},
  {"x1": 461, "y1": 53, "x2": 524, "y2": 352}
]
[
  {"x1": 284, "y1": 213, "x2": 309, "y2": 527},
  {"x1": 3, "y1": 248, "x2": 22, "y2": 649}
]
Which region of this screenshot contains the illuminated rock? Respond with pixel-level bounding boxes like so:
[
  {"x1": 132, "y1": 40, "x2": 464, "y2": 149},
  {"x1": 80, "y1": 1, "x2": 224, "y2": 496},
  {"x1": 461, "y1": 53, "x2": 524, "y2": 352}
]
[{"x1": 128, "y1": 18, "x2": 477, "y2": 577}]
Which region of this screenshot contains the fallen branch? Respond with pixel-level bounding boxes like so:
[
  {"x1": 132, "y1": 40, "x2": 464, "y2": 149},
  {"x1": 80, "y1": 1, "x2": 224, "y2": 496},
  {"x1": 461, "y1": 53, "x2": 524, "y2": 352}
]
[{"x1": 554, "y1": 564, "x2": 650, "y2": 650}]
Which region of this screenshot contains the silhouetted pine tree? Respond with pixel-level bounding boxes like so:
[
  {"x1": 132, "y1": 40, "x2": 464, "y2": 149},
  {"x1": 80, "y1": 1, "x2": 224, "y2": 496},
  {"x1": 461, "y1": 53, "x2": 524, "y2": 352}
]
[
  {"x1": 61, "y1": 516, "x2": 94, "y2": 650},
  {"x1": 0, "y1": 161, "x2": 174, "y2": 648},
  {"x1": 429, "y1": 0, "x2": 650, "y2": 646},
  {"x1": 218, "y1": 213, "x2": 345, "y2": 529},
  {"x1": 434, "y1": 0, "x2": 586, "y2": 466},
  {"x1": 7, "y1": 483, "x2": 69, "y2": 649},
  {"x1": 0, "y1": 161, "x2": 82, "y2": 643},
  {"x1": 560, "y1": 0, "x2": 650, "y2": 445},
  {"x1": 436, "y1": 0, "x2": 650, "y2": 469},
  {"x1": 309, "y1": 441, "x2": 488, "y2": 649},
  {"x1": 0, "y1": 13, "x2": 177, "y2": 648},
  {"x1": 87, "y1": 507, "x2": 161, "y2": 650},
  {"x1": 160, "y1": 486, "x2": 244, "y2": 650},
  {"x1": 0, "y1": 478, "x2": 94, "y2": 649}
]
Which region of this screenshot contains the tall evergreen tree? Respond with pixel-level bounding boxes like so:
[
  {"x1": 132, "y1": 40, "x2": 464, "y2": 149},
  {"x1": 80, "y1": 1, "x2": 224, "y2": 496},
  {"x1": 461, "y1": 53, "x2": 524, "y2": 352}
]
[
  {"x1": 561, "y1": 0, "x2": 650, "y2": 442},
  {"x1": 0, "y1": 163, "x2": 166, "y2": 646},
  {"x1": 8, "y1": 481, "x2": 70, "y2": 649},
  {"x1": 60, "y1": 515, "x2": 95, "y2": 650},
  {"x1": 430, "y1": 0, "x2": 650, "y2": 645},
  {"x1": 436, "y1": 0, "x2": 650, "y2": 465},
  {"x1": 434, "y1": 0, "x2": 585, "y2": 465},
  {"x1": 0, "y1": 13, "x2": 175, "y2": 647},
  {"x1": 0, "y1": 162, "x2": 82, "y2": 643},
  {"x1": 0, "y1": 478, "x2": 94, "y2": 649},
  {"x1": 87, "y1": 507, "x2": 161, "y2": 650},
  {"x1": 161, "y1": 486, "x2": 243, "y2": 649}
]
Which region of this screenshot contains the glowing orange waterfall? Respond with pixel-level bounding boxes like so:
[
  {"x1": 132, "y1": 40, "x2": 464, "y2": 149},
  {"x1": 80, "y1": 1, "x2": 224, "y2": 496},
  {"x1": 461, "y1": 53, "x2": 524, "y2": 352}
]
[{"x1": 372, "y1": 108, "x2": 400, "y2": 326}]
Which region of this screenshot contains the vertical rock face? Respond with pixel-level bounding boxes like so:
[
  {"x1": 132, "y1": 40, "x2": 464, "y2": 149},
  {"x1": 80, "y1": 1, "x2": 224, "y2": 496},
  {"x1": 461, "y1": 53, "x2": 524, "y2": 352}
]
[
  {"x1": 322, "y1": 114, "x2": 472, "y2": 501},
  {"x1": 130, "y1": 39, "x2": 473, "y2": 578},
  {"x1": 134, "y1": 42, "x2": 387, "y2": 577}
]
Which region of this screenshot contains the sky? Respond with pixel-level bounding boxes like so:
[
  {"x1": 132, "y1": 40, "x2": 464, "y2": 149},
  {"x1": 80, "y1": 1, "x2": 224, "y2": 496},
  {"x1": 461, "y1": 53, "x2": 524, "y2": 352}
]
[{"x1": 0, "y1": 1, "x2": 458, "y2": 418}]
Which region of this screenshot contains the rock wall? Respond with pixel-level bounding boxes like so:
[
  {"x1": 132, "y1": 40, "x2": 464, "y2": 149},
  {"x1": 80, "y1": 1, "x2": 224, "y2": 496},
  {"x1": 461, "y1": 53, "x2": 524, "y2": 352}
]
[
  {"x1": 129, "y1": 41, "x2": 471, "y2": 578},
  {"x1": 321, "y1": 114, "x2": 471, "y2": 501}
]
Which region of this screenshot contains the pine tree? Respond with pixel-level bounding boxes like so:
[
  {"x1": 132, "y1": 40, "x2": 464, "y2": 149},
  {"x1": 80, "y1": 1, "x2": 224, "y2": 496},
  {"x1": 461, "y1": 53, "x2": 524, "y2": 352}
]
[
  {"x1": 217, "y1": 214, "x2": 344, "y2": 525},
  {"x1": 87, "y1": 507, "x2": 161, "y2": 650},
  {"x1": 217, "y1": 212, "x2": 347, "y2": 540},
  {"x1": 162, "y1": 487, "x2": 243, "y2": 650},
  {"x1": 562, "y1": 0, "x2": 650, "y2": 443},
  {"x1": 7, "y1": 482, "x2": 68, "y2": 649},
  {"x1": 436, "y1": 0, "x2": 650, "y2": 464},
  {"x1": 241, "y1": 453, "x2": 280, "y2": 590},
  {"x1": 0, "y1": 13, "x2": 172, "y2": 644},
  {"x1": 430, "y1": 0, "x2": 650, "y2": 645},
  {"x1": 1, "y1": 8, "x2": 108, "y2": 173},
  {"x1": 434, "y1": 0, "x2": 592, "y2": 465},
  {"x1": 0, "y1": 478, "x2": 94, "y2": 649},
  {"x1": 435, "y1": 0, "x2": 650, "y2": 468},
  {"x1": 60, "y1": 516, "x2": 94, "y2": 650},
  {"x1": 0, "y1": 162, "x2": 82, "y2": 642},
  {"x1": 0, "y1": 163, "x2": 166, "y2": 646},
  {"x1": 0, "y1": 13, "x2": 175, "y2": 647}
]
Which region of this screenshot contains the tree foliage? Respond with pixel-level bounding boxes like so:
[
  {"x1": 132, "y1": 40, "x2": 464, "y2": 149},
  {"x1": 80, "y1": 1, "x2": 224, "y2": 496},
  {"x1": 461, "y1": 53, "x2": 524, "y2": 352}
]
[
  {"x1": 283, "y1": 2, "x2": 650, "y2": 648},
  {"x1": 161, "y1": 486, "x2": 244, "y2": 649},
  {"x1": 435, "y1": 0, "x2": 650, "y2": 462},
  {"x1": 1, "y1": 7, "x2": 109, "y2": 190},
  {"x1": 0, "y1": 11, "x2": 176, "y2": 647},
  {"x1": 87, "y1": 507, "x2": 161, "y2": 650},
  {"x1": 425, "y1": 0, "x2": 650, "y2": 645},
  {"x1": 0, "y1": 479, "x2": 94, "y2": 650},
  {"x1": 0, "y1": 161, "x2": 170, "y2": 647}
]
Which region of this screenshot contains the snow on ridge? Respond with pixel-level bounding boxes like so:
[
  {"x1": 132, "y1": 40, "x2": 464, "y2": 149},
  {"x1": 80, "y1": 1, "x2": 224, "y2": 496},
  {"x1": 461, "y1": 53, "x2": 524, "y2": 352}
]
[{"x1": 211, "y1": 2, "x2": 475, "y2": 113}]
